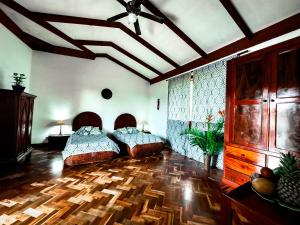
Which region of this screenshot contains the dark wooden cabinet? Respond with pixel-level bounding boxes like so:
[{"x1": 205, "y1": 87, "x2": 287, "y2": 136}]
[
  {"x1": 224, "y1": 38, "x2": 300, "y2": 187},
  {"x1": 48, "y1": 135, "x2": 70, "y2": 150},
  {"x1": 232, "y1": 55, "x2": 270, "y2": 150},
  {"x1": 0, "y1": 89, "x2": 36, "y2": 168},
  {"x1": 269, "y1": 47, "x2": 300, "y2": 154}
]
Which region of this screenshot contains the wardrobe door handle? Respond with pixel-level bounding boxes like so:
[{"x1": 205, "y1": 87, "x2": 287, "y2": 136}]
[
  {"x1": 262, "y1": 99, "x2": 268, "y2": 103},
  {"x1": 271, "y1": 99, "x2": 275, "y2": 102}
]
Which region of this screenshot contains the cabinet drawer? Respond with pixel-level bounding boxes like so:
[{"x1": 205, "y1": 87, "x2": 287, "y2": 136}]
[
  {"x1": 225, "y1": 146, "x2": 265, "y2": 167},
  {"x1": 224, "y1": 167, "x2": 250, "y2": 185},
  {"x1": 225, "y1": 157, "x2": 262, "y2": 176}
]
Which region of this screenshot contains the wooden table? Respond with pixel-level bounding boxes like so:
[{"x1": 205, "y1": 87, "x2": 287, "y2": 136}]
[{"x1": 221, "y1": 182, "x2": 300, "y2": 225}]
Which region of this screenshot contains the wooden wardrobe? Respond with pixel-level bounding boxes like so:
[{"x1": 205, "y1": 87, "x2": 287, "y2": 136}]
[
  {"x1": 224, "y1": 37, "x2": 300, "y2": 187},
  {"x1": 0, "y1": 89, "x2": 36, "y2": 169}
]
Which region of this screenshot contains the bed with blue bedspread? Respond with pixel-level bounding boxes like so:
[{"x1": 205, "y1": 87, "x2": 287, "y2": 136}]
[
  {"x1": 62, "y1": 112, "x2": 119, "y2": 166},
  {"x1": 112, "y1": 113, "x2": 165, "y2": 158}
]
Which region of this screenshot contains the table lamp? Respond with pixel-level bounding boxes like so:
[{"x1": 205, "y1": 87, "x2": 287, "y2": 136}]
[
  {"x1": 141, "y1": 121, "x2": 148, "y2": 132},
  {"x1": 57, "y1": 120, "x2": 65, "y2": 135}
]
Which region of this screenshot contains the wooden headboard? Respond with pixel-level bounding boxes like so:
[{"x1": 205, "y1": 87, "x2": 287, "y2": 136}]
[
  {"x1": 114, "y1": 113, "x2": 137, "y2": 130},
  {"x1": 72, "y1": 112, "x2": 102, "y2": 131}
]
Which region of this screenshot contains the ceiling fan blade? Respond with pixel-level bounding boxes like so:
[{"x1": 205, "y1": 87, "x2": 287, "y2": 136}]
[
  {"x1": 134, "y1": 19, "x2": 141, "y2": 35},
  {"x1": 133, "y1": 0, "x2": 145, "y2": 7},
  {"x1": 116, "y1": 0, "x2": 127, "y2": 8},
  {"x1": 139, "y1": 12, "x2": 164, "y2": 23},
  {"x1": 107, "y1": 12, "x2": 128, "y2": 21}
]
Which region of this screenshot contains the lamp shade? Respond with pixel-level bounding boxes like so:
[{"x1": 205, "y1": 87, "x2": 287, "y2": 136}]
[
  {"x1": 57, "y1": 120, "x2": 65, "y2": 125},
  {"x1": 140, "y1": 121, "x2": 148, "y2": 125}
]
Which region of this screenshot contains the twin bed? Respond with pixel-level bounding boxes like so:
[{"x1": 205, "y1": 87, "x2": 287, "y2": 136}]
[
  {"x1": 112, "y1": 113, "x2": 164, "y2": 158},
  {"x1": 62, "y1": 112, "x2": 164, "y2": 166}
]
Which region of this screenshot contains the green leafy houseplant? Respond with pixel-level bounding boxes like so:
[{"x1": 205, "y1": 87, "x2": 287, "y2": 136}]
[
  {"x1": 182, "y1": 110, "x2": 225, "y2": 170},
  {"x1": 12, "y1": 73, "x2": 26, "y2": 92}
]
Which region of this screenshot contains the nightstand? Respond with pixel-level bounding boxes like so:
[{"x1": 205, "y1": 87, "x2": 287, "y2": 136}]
[
  {"x1": 48, "y1": 134, "x2": 70, "y2": 150},
  {"x1": 142, "y1": 131, "x2": 151, "y2": 134}
]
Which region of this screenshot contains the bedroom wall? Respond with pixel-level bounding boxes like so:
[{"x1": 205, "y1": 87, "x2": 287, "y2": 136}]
[
  {"x1": 148, "y1": 81, "x2": 168, "y2": 138},
  {"x1": 30, "y1": 51, "x2": 149, "y2": 144},
  {"x1": 0, "y1": 24, "x2": 32, "y2": 91}
]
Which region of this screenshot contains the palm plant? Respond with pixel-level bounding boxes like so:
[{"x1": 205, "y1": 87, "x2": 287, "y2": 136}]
[{"x1": 183, "y1": 110, "x2": 225, "y2": 156}]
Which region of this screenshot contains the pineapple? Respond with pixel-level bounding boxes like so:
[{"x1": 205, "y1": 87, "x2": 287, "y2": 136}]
[{"x1": 276, "y1": 152, "x2": 300, "y2": 207}]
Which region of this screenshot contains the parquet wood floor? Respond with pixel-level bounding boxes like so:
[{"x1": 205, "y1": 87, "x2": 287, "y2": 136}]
[{"x1": 0, "y1": 149, "x2": 225, "y2": 225}]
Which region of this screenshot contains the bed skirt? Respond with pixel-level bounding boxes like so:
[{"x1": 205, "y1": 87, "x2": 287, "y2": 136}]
[
  {"x1": 111, "y1": 136, "x2": 164, "y2": 158},
  {"x1": 64, "y1": 151, "x2": 117, "y2": 166}
]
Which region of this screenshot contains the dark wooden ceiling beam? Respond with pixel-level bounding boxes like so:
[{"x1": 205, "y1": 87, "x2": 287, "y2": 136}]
[
  {"x1": 32, "y1": 12, "x2": 119, "y2": 28},
  {"x1": 219, "y1": 0, "x2": 253, "y2": 40},
  {"x1": 117, "y1": 24, "x2": 179, "y2": 68},
  {"x1": 142, "y1": 1, "x2": 207, "y2": 58},
  {"x1": 0, "y1": 0, "x2": 95, "y2": 58},
  {"x1": 0, "y1": 3, "x2": 151, "y2": 81},
  {"x1": 151, "y1": 13, "x2": 300, "y2": 84},
  {"x1": 76, "y1": 40, "x2": 163, "y2": 76},
  {"x1": 0, "y1": 8, "x2": 32, "y2": 48},
  {"x1": 21, "y1": 32, "x2": 95, "y2": 59},
  {"x1": 27, "y1": 35, "x2": 150, "y2": 81},
  {"x1": 96, "y1": 53, "x2": 151, "y2": 82},
  {"x1": 31, "y1": 12, "x2": 180, "y2": 68}
]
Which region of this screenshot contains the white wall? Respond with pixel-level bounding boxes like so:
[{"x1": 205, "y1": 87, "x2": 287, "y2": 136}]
[
  {"x1": 0, "y1": 24, "x2": 32, "y2": 91},
  {"x1": 30, "y1": 51, "x2": 149, "y2": 143},
  {"x1": 148, "y1": 81, "x2": 168, "y2": 138}
]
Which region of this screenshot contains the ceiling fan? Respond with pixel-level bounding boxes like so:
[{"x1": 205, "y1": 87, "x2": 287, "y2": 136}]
[{"x1": 107, "y1": 0, "x2": 164, "y2": 35}]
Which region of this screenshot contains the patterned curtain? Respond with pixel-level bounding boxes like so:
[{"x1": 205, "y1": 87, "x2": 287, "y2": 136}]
[
  {"x1": 167, "y1": 73, "x2": 191, "y2": 155},
  {"x1": 167, "y1": 57, "x2": 234, "y2": 169},
  {"x1": 192, "y1": 59, "x2": 228, "y2": 122},
  {"x1": 168, "y1": 73, "x2": 191, "y2": 121},
  {"x1": 189, "y1": 58, "x2": 234, "y2": 169}
]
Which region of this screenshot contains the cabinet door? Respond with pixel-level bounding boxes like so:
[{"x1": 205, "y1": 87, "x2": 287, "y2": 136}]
[
  {"x1": 27, "y1": 98, "x2": 34, "y2": 147},
  {"x1": 230, "y1": 55, "x2": 270, "y2": 150},
  {"x1": 16, "y1": 96, "x2": 30, "y2": 155},
  {"x1": 269, "y1": 47, "x2": 300, "y2": 155}
]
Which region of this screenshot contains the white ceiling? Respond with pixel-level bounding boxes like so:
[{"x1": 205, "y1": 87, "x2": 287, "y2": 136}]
[{"x1": 1, "y1": 0, "x2": 300, "y2": 80}]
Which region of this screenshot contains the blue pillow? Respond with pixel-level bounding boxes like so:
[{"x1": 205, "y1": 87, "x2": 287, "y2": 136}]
[
  {"x1": 75, "y1": 126, "x2": 93, "y2": 136},
  {"x1": 89, "y1": 127, "x2": 103, "y2": 135},
  {"x1": 126, "y1": 127, "x2": 139, "y2": 134},
  {"x1": 116, "y1": 127, "x2": 139, "y2": 134},
  {"x1": 116, "y1": 128, "x2": 128, "y2": 134}
]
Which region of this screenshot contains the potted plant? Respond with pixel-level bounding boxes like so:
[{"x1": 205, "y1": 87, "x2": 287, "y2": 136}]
[
  {"x1": 183, "y1": 110, "x2": 225, "y2": 170},
  {"x1": 12, "y1": 73, "x2": 26, "y2": 92}
]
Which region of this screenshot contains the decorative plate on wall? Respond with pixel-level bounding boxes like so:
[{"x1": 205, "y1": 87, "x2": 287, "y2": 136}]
[{"x1": 101, "y1": 88, "x2": 113, "y2": 100}]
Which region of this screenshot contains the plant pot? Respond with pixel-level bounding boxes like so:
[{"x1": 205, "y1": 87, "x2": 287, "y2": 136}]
[
  {"x1": 203, "y1": 154, "x2": 212, "y2": 171},
  {"x1": 12, "y1": 85, "x2": 25, "y2": 93},
  {"x1": 211, "y1": 154, "x2": 219, "y2": 169}
]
